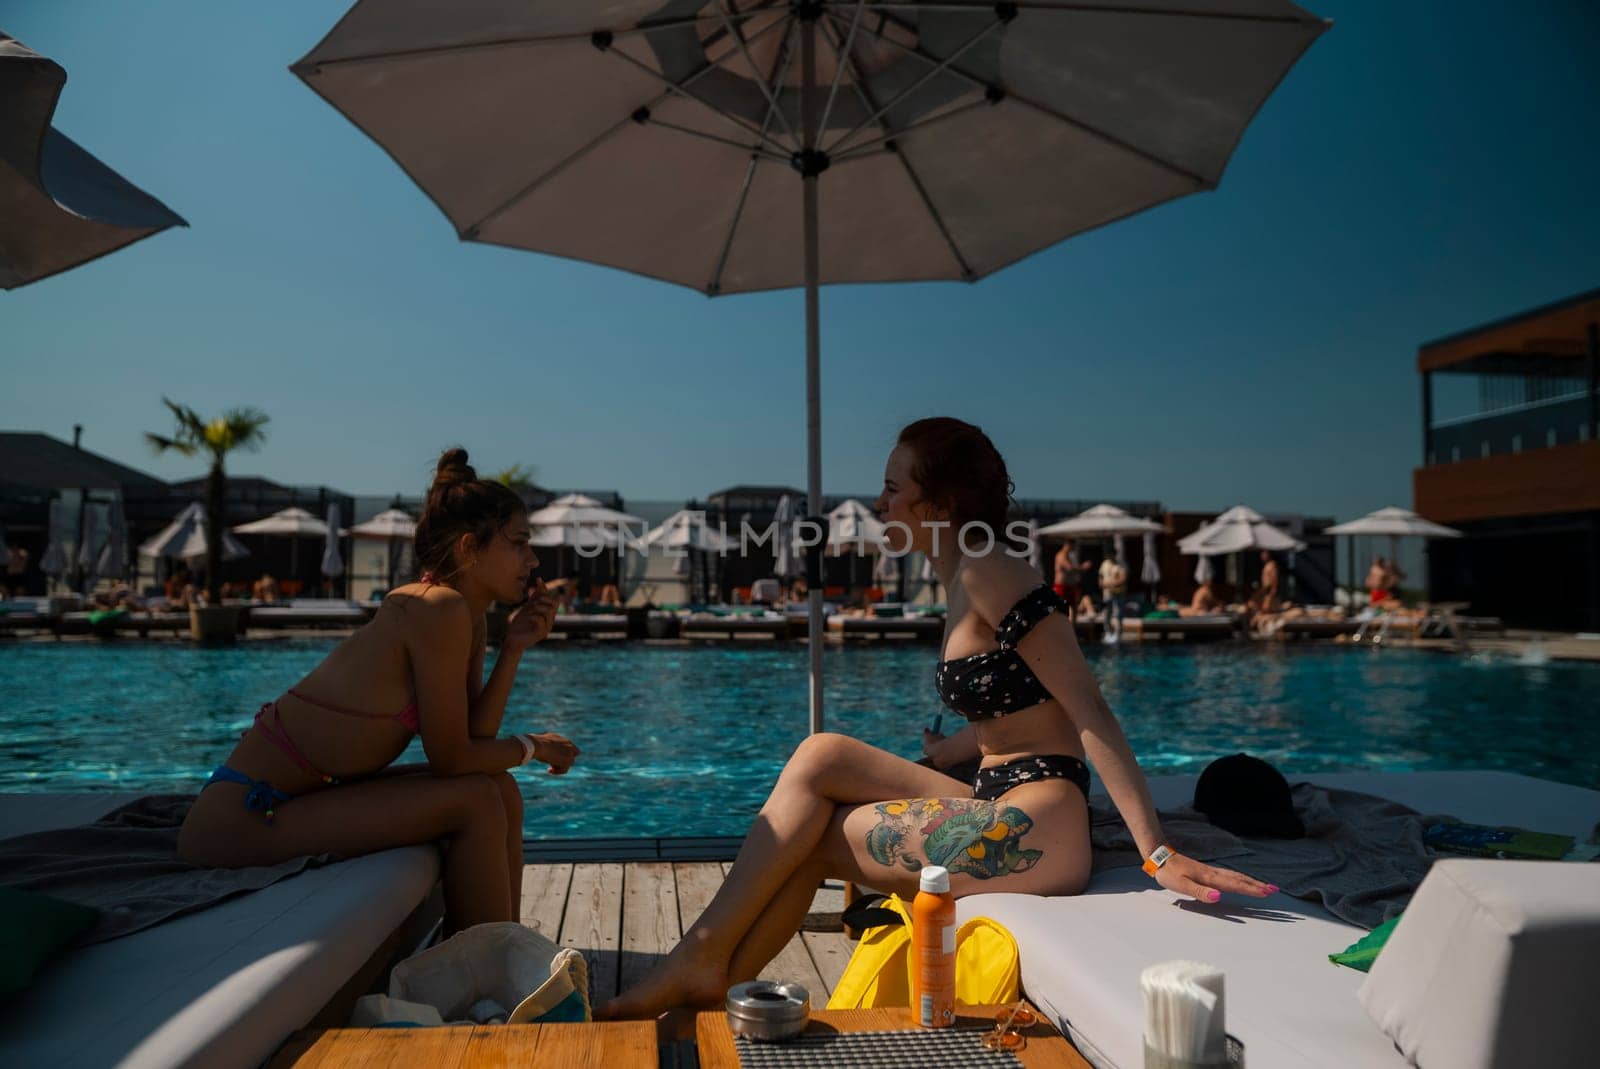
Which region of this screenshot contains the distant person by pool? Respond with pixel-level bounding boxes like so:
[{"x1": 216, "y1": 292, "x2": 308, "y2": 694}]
[
  {"x1": 1181, "y1": 579, "x2": 1224, "y2": 616},
  {"x1": 177, "y1": 448, "x2": 578, "y2": 936},
  {"x1": 1259, "y1": 550, "x2": 1280, "y2": 612},
  {"x1": 1053, "y1": 539, "x2": 1088, "y2": 614},
  {"x1": 600, "y1": 416, "x2": 1273, "y2": 1023},
  {"x1": 251, "y1": 573, "x2": 280, "y2": 603},
  {"x1": 1366, "y1": 555, "x2": 1389, "y2": 605},
  {"x1": 1098, "y1": 552, "x2": 1128, "y2": 641}
]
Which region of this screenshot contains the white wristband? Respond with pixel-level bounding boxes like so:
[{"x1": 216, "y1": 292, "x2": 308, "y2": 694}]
[{"x1": 514, "y1": 733, "x2": 537, "y2": 766}]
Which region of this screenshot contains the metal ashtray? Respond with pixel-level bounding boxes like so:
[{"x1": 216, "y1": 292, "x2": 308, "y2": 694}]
[{"x1": 726, "y1": 980, "x2": 811, "y2": 1042}]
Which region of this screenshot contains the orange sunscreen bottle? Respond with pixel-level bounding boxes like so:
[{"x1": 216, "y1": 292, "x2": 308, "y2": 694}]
[{"x1": 910, "y1": 864, "x2": 956, "y2": 1028}]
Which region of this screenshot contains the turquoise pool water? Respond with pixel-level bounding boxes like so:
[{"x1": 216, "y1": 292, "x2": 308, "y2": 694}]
[{"x1": 1, "y1": 641, "x2": 1595, "y2": 837}]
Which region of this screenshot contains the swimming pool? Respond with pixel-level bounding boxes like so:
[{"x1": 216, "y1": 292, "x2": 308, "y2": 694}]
[{"x1": 1, "y1": 641, "x2": 1595, "y2": 837}]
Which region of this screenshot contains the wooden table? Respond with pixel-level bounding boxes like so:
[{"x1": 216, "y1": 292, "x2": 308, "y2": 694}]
[
  {"x1": 270, "y1": 1021, "x2": 657, "y2": 1067},
  {"x1": 696, "y1": 1002, "x2": 1093, "y2": 1069}
]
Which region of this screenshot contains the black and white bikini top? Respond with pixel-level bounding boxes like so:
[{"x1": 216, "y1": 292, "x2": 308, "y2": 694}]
[{"x1": 935, "y1": 584, "x2": 1067, "y2": 721}]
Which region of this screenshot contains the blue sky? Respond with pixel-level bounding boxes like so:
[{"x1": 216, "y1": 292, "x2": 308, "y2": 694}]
[{"x1": 4, "y1": 1, "x2": 1597, "y2": 519}]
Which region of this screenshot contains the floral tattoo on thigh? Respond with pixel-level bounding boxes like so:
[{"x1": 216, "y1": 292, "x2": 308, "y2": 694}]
[{"x1": 864, "y1": 798, "x2": 1042, "y2": 879}]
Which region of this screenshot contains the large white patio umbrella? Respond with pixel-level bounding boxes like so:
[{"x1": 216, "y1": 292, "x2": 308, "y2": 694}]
[
  {"x1": 292, "y1": 0, "x2": 1327, "y2": 731},
  {"x1": 141, "y1": 503, "x2": 250, "y2": 563},
  {"x1": 1179, "y1": 504, "x2": 1302, "y2": 599},
  {"x1": 1038, "y1": 503, "x2": 1162, "y2": 539},
  {"x1": 320, "y1": 504, "x2": 345, "y2": 591},
  {"x1": 643, "y1": 509, "x2": 730, "y2": 603},
  {"x1": 529, "y1": 494, "x2": 646, "y2": 593},
  {"x1": 826, "y1": 498, "x2": 886, "y2": 551},
  {"x1": 234, "y1": 506, "x2": 331, "y2": 581},
  {"x1": 1325, "y1": 506, "x2": 1461, "y2": 600},
  {"x1": 349, "y1": 506, "x2": 419, "y2": 589},
  {"x1": 1178, "y1": 505, "x2": 1305, "y2": 556},
  {"x1": 772, "y1": 494, "x2": 800, "y2": 579}
]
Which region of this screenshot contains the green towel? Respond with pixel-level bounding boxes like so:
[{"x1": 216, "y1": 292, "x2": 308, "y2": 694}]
[
  {"x1": 86, "y1": 608, "x2": 129, "y2": 626},
  {"x1": 1329, "y1": 913, "x2": 1402, "y2": 972}
]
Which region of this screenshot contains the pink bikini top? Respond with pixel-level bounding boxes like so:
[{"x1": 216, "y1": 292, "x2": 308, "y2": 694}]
[{"x1": 286, "y1": 686, "x2": 420, "y2": 734}]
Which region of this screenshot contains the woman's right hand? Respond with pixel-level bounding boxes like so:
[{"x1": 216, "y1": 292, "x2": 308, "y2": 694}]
[{"x1": 530, "y1": 732, "x2": 579, "y2": 775}]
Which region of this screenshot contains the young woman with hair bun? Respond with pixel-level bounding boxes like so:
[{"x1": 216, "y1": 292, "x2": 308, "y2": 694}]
[
  {"x1": 602, "y1": 417, "x2": 1272, "y2": 1022},
  {"x1": 178, "y1": 447, "x2": 577, "y2": 934}
]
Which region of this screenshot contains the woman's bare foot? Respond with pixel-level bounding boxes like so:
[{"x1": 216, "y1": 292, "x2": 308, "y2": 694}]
[{"x1": 596, "y1": 940, "x2": 729, "y2": 1020}]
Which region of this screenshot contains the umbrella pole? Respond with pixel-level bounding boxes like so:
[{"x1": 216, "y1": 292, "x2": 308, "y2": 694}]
[{"x1": 801, "y1": 11, "x2": 825, "y2": 735}]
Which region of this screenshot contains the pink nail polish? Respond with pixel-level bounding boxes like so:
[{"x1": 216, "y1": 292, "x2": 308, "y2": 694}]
[
  {"x1": 1206, "y1": 890, "x2": 1221, "y2": 903},
  {"x1": 1266, "y1": 884, "x2": 1280, "y2": 894}
]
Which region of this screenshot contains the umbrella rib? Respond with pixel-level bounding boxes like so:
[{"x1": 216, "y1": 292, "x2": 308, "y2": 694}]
[
  {"x1": 716, "y1": 2, "x2": 799, "y2": 150},
  {"x1": 821, "y1": 16, "x2": 976, "y2": 280},
  {"x1": 854, "y1": 19, "x2": 1211, "y2": 187},
  {"x1": 292, "y1": 12, "x2": 764, "y2": 73},
  {"x1": 823, "y1": 16, "x2": 1006, "y2": 157},
  {"x1": 459, "y1": 16, "x2": 791, "y2": 239},
  {"x1": 834, "y1": 1, "x2": 1320, "y2": 24},
  {"x1": 817, "y1": 0, "x2": 867, "y2": 136},
  {"x1": 605, "y1": 45, "x2": 795, "y2": 157},
  {"x1": 710, "y1": 21, "x2": 800, "y2": 295},
  {"x1": 645, "y1": 117, "x2": 792, "y2": 163}
]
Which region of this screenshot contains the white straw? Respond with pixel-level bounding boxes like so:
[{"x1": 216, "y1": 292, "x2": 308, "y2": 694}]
[{"x1": 1141, "y1": 959, "x2": 1227, "y2": 1064}]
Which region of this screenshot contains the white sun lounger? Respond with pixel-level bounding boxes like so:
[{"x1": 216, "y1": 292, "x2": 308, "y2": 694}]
[
  {"x1": 0, "y1": 792, "x2": 441, "y2": 1069},
  {"x1": 956, "y1": 770, "x2": 1600, "y2": 1069}
]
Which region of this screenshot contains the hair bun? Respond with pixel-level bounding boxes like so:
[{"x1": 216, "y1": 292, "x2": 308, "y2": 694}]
[{"x1": 433, "y1": 447, "x2": 477, "y2": 491}]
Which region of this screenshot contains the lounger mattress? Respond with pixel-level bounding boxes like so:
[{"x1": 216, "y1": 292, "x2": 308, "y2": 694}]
[{"x1": 956, "y1": 770, "x2": 1600, "y2": 1069}]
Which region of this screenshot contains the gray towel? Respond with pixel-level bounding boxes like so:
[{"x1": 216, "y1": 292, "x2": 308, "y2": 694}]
[
  {"x1": 0, "y1": 794, "x2": 335, "y2": 945},
  {"x1": 1089, "y1": 783, "x2": 1453, "y2": 929}
]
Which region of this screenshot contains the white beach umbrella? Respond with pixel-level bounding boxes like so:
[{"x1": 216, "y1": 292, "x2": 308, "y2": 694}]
[
  {"x1": 1178, "y1": 505, "x2": 1305, "y2": 556},
  {"x1": 826, "y1": 499, "x2": 886, "y2": 551},
  {"x1": 1026, "y1": 520, "x2": 1042, "y2": 574},
  {"x1": 236, "y1": 506, "x2": 331, "y2": 579},
  {"x1": 641, "y1": 509, "x2": 732, "y2": 553},
  {"x1": 1324, "y1": 506, "x2": 1461, "y2": 540},
  {"x1": 233, "y1": 506, "x2": 330, "y2": 537},
  {"x1": 97, "y1": 497, "x2": 128, "y2": 581},
  {"x1": 76, "y1": 501, "x2": 103, "y2": 589},
  {"x1": 1194, "y1": 554, "x2": 1214, "y2": 585},
  {"x1": 1038, "y1": 504, "x2": 1163, "y2": 539},
  {"x1": 1140, "y1": 530, "x2": 1162, "y2": 586},
  {"x1": 140, "y1": 503, "x2": 249, "y2": 562},
  {"x1": 527, "y1": 493, "x2": 644, "y2": 534},
  {"x1": 772, "y1": 494, "x2": 799, "y2": 579},
  {"x1": 40, "y1": 498, "x2": 69, "y2": 579},
  {"x1": 348, "y1": 507, "x2": 418, "y2": 539},
  {"x1": 320, "y1": 503, "x2": 344, "y2": 580}
]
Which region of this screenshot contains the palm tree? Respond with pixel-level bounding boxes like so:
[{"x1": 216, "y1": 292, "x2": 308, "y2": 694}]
[{"x1": 145, "y1": 398, "x2": 270, "y2": 604}]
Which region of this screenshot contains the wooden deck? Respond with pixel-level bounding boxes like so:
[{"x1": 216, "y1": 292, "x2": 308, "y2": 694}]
[{"x1": 519, "y1": 861, "x2": 855, "y2": 1004}]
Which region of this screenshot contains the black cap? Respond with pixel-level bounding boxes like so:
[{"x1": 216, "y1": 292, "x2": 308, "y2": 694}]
[{"x1": 1194, "y1": 754, "x2": 1305, "y2": 839}]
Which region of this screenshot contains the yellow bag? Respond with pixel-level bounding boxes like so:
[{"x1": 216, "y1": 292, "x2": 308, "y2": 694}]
[{"x1": 825, "y1": 893, "x2": 1020, "y2": 1010}]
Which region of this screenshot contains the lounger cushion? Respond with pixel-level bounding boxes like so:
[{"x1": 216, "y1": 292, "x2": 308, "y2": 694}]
[
  {"x1": 0, "y1": 793, "x2": 439, "y2": 1069},
  {"x1": 956, "y1": 771, "x2": 1600, "y2": 1069},
  {"x1": 1358, "y1": 858, "x2": 1600, "y2": 1069}
]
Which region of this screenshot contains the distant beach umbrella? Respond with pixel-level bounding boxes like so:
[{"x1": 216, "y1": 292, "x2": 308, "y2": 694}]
[
  {"x1": 321, "y1": 504, "x2": 344, "y2": 580},
  {"x1": 772, "y1": 494, "x2": 799, "y2": 579},
  {"x1": 1178, "y1": 505, "x2": 1305, "y2": 556},
  {"x1": 140, "y1": 503, "x2": 249, "y2": 562},
  {"x1": 1039, "y1": 504, "x2": 1162, "y2": 539},
  {"x1": 97, "y1": 497, "x2": 128, "y2": 581},
  {"x1": 1026, "y1": 520, "x2": 1042, "y2": 574},
  {"x1": 0, "y1": 32, "x2": 186, "y2": 289},
  {"x1": 1140, "y1": 530, "x2": 1161, "y2": 587},
  {"x1": 348, "y1": 507, "x2": 417, "y2": 539},
  {"x1": 1324, "y1": 507, "x2": 1461, "y2": 540},
  {"x1": 1194, "y1": 554, "x2": 1214, "y2": 585},
  {"x1": 826, "y1": 499, "x2": 886, "y2": 552},
  {"x1": 293, "y1": 0, "x2": 1326, "y2": 732},
  {"x1": 40, "y1": 498, "x2": 70, "y2": 580},
  {"x1": 236, "y1": 505, "x2": 331, "y2": 579},
  {"x1": 76, "y1": 502, "x2": 104, "y2": 590},
  {"x1": 641, "y1": 509, "x2": 732, "y2": 553}
]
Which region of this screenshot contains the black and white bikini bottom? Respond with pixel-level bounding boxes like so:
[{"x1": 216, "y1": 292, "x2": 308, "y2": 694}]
[{"x1": 971, "y1": 754, "x2": 1090, "y2": 802}]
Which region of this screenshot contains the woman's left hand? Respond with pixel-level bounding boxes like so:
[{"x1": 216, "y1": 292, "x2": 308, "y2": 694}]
[
  {"x1": 1154, "y1": 852, "x2": 1278, "y2": 903},
  {"x1": 505, "y1": 580, "x2": 558, "y2": 650}
]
